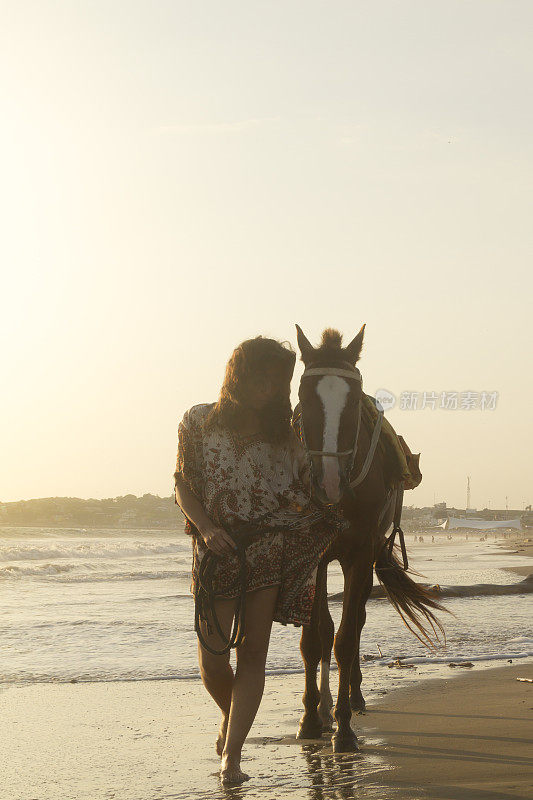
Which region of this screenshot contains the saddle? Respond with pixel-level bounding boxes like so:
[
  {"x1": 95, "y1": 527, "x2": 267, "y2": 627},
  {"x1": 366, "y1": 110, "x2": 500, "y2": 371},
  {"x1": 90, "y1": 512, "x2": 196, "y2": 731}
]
[
  {"x1": 361, "y1": 394, "x2": 422, "y2": 491},
  {"x1": 397, "y1": 435, "x2": 422, "y2": 490}
]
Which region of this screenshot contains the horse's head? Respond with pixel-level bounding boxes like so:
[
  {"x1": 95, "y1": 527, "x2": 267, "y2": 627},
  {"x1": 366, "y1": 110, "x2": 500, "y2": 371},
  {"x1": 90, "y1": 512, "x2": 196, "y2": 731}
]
[{"x1": 295, "y1": 324, "x2": 365, "y2": 506}]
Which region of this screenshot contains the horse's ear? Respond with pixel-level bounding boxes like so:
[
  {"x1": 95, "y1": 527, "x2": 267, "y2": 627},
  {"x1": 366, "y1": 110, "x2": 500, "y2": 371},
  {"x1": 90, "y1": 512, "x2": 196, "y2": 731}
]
[
  {"x1": 295, "y1": 324, "x2": 314, "y2": 363},
  {"x1": 344, "y1": 324, "x2": 365, "y2": 364}
]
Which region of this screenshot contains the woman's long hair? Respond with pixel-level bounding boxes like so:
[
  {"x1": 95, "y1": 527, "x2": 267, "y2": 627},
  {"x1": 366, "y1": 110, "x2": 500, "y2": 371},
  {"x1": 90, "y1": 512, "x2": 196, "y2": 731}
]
[{"x1": 204, "y1": 337, "x2": 296, "y2": 443}]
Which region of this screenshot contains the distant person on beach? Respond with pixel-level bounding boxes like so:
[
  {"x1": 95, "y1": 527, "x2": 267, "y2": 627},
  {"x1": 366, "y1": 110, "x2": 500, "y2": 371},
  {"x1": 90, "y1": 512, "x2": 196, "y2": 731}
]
[{"x1": 173, "y1": 336, "x2": 339, "y2": 785}]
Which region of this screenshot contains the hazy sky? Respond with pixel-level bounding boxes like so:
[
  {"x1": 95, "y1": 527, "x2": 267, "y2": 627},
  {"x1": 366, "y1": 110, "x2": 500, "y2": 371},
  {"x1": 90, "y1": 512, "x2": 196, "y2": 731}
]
[{"x1": 2, "y1": 1, "x2": 531, "y2": 509}]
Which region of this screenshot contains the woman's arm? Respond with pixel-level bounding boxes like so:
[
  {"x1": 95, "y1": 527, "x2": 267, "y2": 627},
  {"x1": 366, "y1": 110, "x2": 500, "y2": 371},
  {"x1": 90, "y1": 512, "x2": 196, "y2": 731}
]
[{"x1": 174, "y1": 475, "x2": 236, "y2": 556}]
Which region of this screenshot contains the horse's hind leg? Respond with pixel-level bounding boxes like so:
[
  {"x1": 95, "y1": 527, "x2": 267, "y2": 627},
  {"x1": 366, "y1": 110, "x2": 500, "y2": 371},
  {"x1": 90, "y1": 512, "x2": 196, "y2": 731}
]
[
  {"x1": 349, "y1": 563, "x2": 373, "y2": 712},
  {"x1": 296, "y1": 566, "x2": 324, "y2": 740},
  {"x1": 317, "y1": 569, "x2": 335, "y2": 730}
]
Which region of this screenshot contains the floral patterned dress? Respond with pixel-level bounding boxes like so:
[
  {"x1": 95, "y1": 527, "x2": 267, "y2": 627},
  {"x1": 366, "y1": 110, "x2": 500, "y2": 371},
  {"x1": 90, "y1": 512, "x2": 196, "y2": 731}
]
[{"x1": 174, "y1": 403, "x2": 342, "y2": 627}]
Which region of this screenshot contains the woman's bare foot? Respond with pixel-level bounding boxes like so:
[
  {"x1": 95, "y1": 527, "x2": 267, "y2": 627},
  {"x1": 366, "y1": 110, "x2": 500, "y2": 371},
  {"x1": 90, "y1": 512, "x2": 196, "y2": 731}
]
[
  {"x1": 215, "y1": 717, "x2": 228, "y2": 756},
  {"x1": 220, "y1": 753, "x2": 250, "y2": 785}
]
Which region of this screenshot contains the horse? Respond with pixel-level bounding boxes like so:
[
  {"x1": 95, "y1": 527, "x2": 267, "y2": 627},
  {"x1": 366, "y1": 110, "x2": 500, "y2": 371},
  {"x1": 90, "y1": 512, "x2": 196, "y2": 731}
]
[{"x1": 292, "y1": 325, "x2": 446, "y2": 753}]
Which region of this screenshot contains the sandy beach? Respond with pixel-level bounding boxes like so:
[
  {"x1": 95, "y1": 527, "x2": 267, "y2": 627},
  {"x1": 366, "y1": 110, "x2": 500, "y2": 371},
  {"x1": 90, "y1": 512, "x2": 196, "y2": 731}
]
[
  {"x1": 500, "y1": 534, "x2": 533, "y2": 578},
  {"x1": 357, "y1": 663, "x2": 533, "y2": 800},
  {"x1": 1, "y1": 532, "x2": 532, "y2": 800},
  {"x1": 1, "y1": 662, "x2": 531, "y2": 800}
]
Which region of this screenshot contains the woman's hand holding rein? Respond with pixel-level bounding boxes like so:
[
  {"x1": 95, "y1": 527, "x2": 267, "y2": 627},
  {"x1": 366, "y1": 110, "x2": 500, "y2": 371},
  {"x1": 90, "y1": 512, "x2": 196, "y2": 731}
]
[
  {"x1": 198, "y1": 522, "x2": 237, "y2": 557},
  {"x1": 174, "y1": 475, "x2": 236, "y2": 556}
]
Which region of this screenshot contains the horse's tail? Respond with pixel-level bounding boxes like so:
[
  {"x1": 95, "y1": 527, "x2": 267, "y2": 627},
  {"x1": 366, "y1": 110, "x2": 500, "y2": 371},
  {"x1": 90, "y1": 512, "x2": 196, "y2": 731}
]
[{"x1": 374, "y1": 545, "x2": 448, "y2": 649}]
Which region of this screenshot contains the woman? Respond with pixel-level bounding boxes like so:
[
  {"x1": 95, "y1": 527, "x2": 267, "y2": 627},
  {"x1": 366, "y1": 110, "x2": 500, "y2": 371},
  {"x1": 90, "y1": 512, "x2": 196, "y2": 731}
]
[{"x1": 173, "y1": 336, "x2": 339, "y2": 785}]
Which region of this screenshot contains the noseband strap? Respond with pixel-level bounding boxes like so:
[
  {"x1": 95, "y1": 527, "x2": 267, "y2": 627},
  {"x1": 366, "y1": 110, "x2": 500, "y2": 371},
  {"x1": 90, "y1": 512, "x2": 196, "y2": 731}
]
[{"x1": 306, "y1": 449, "x2": 354, "y2": 457}]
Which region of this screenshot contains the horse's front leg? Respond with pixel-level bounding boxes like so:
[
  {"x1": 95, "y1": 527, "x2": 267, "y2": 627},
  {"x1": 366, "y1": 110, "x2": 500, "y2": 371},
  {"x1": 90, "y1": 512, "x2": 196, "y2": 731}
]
[
  {"x1": 332, "y1": 548, "x2": 372, "y2": 752},
  {"x1": 296, "y1": 566, "x2": 324, "y2": 740},
  {"x1": 349, "y1": 563, "x2": 373, "y2": 712}
]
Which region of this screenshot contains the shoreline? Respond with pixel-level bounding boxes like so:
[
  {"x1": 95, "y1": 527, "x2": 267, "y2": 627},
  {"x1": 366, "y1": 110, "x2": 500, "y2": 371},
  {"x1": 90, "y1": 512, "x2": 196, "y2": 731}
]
[
  {"x1": 0, "y1": 523, "x2": 184, "y2": 531},
  {"x1": 498, "y1": 533, "x2": 533, "y2": 579},
  {"x1": 2, "y1": 662, "x2": 531, "y2": 800}
]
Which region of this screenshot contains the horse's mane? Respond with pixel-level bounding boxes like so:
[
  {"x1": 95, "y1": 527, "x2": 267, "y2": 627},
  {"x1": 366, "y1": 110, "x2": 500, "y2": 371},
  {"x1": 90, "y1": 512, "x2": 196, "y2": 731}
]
[
  {"x1": 320, "y1": 328, "x2": 343, "y2": 349},
  {"x1": 314, "y1": 328, "x2": 344, "y2": 356}
]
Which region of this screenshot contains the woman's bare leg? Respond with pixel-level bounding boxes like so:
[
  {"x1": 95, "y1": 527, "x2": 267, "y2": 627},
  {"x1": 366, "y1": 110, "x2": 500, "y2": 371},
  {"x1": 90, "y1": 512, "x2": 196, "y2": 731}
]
[
  {"x1": 220, "y1": 585, "x2": 279, "y2": 785},
  {"x1": 197, "y1": 596, "x2": 238, "y2": 754}
]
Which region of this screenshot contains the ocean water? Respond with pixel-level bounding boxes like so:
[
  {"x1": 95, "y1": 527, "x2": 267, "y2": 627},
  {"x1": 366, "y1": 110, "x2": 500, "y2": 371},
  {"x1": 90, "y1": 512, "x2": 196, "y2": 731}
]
[{"x1": 1, "y1": 526, "x2": 532, "y2": 696}]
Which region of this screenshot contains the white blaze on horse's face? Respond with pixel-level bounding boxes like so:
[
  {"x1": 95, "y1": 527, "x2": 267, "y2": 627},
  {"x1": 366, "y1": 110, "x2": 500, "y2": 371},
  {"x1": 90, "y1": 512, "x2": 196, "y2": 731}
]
[{"x1": 316, "y1": 376, "x2": 350, "y2": 503}]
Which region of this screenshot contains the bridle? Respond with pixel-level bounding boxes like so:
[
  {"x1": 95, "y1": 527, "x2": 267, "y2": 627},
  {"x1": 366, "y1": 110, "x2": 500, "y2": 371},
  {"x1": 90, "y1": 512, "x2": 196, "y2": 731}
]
[
  {"x1": 298, "y1": 363, "x2": 384, "y2": 491},
  {"x1": 297, "y1": 362, "x2": 407, "y2": 569}
]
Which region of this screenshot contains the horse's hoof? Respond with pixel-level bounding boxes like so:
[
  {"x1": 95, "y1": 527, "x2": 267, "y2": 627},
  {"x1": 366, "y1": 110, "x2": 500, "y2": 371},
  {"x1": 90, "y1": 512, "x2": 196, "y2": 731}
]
[
  {"x1": 318, "y1": 706, "x2": 335, "y2": 731},
  {"x1": 331, "y1": 731, "x2": 359, "y2": 753},
  {"x1": 296, "y1": 716, "x2": 323, "y2": 740},
  {"x1": 350, "y1": 693, "x2": 366, "y2": 713}
]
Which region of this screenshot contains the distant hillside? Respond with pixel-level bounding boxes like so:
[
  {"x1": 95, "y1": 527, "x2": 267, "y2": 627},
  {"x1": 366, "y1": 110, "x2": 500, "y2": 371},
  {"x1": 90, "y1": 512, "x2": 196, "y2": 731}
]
[
  {"x1": 1, "y1": 494, "x2": 426, "y2": 530},
  {"x1": 1, "y1": 495, "x2": 526, "y2": 531},
  {"x1": 0, "y1": 494, "x2": 185, "y2": 530}
]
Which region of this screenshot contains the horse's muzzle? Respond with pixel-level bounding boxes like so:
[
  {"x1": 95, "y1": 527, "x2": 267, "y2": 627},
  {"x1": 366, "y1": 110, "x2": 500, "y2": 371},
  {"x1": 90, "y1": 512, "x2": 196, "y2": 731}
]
[{"x1": 311, "y1": 476, "x2": 344, "y2": 507}]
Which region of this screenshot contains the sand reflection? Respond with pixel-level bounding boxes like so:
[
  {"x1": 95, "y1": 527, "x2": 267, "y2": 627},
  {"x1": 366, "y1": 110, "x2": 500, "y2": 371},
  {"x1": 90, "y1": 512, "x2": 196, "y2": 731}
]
[{"x1": 214, "y1": 734, "x2": 394, "y2": 800}]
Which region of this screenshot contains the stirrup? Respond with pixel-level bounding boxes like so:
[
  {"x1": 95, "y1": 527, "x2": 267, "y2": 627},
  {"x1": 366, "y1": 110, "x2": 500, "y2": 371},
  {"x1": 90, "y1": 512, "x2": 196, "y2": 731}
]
[{"x1": 385, "y1": 524, "x2": 409, "y2": 570}]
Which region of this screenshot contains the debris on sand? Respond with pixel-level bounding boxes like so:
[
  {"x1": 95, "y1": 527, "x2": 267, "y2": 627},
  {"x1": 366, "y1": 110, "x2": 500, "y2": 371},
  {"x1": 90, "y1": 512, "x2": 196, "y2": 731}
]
[
  {"x1": 387, "y1": 658, "x2": 417, "y2": 670},
  {"x1": 516, "y1": 677, "x2": 533, "y2": 683},
  {"x1": 448, "y1": 662, "x2": 474, "y2": 668},
  {"x1": 328, "y1": 574, "x2": 533, "y2": 603},
  {"x1": 362, "y1": 644, "x2": 384, "y2": 661}
]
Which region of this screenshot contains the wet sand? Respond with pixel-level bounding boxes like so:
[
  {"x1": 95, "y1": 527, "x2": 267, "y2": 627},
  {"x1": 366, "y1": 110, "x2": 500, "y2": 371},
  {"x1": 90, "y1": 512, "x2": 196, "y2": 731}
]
[
  {"x1": 352, "y1": 532, "x2": 533, "y2": 798},
  {"x1": 358, "y1": 662, "x2": 533, "y2": 799},
  {"x1": 1, "y1": 663, "x2": 531, "y2": 800},
  {"x1": 500, "y1": 534, "x2": 533, "y2": 579}
]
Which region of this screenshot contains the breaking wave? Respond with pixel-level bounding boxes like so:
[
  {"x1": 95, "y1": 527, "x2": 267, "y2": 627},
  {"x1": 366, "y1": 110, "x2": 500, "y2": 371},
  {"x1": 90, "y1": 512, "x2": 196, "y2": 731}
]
[
  {"x1": 0, "y1": 562, "x2": 191, "y2": 582},
  {"x1": 0, "y1": 540, "x2": 183, "y2": 561}
]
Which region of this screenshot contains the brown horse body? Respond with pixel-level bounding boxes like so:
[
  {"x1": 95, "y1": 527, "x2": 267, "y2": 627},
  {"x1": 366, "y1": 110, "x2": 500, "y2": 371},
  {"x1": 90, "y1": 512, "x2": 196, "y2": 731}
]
[{"x1": 293, "y1": 326, "x2": 445, "y2": 752}]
